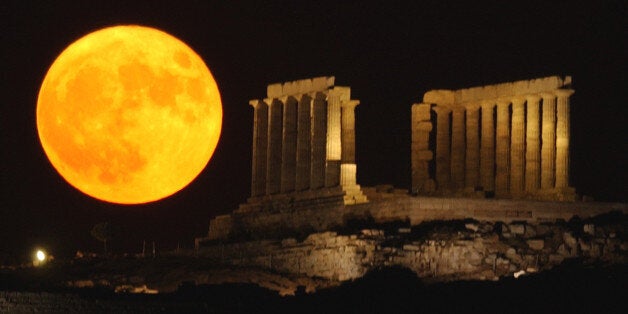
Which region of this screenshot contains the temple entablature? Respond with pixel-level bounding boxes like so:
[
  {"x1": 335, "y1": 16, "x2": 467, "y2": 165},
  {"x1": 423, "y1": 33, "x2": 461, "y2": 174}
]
[{"x1": 266, "y1": 76, "x2": 336, "y2": 98}]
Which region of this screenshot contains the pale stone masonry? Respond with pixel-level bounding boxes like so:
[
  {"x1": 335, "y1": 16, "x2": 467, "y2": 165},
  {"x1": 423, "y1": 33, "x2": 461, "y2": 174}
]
[
  {"x1": 248, "y1": 76, "x2": 367, "y2": 206},
  {"x1": 412, "y1": 76, "x2": 575, "y2": 201},
  {"x1": 411, "y1": 103, "x2": 434, "y2": 194}
]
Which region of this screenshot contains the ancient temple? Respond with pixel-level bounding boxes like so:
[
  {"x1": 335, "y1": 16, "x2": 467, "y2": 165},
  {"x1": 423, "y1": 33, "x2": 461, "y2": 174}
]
[
  {"x1": 411, "y1": 76, "x2": 575, "y2": 200},
  {"x1": 246, "y1": 76, "x2": 367, "y2": 208}
]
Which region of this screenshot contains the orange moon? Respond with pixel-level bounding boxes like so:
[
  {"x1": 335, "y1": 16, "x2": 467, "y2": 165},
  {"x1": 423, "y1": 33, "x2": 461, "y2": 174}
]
[{"x1": 36, "y1": 25, "x2": 222, "y2": 204}]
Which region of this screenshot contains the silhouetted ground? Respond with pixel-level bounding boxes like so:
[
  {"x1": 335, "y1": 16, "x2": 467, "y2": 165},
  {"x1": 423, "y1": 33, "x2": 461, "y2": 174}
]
[{"x1": 2, "y1": 263, "x2": 626, "y2": 313}]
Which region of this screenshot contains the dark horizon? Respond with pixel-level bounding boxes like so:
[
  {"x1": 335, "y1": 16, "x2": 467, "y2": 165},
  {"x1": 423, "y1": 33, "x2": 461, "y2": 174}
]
[{"x1": 2, "y1": 1, "x2": 626, "y2": 261}]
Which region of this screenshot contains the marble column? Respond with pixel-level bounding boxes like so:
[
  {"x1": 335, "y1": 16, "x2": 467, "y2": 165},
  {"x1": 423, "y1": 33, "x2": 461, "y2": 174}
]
[
  {"x1": 325, "y1": 91, "x2": 342, "y2": 187},
  {"x1": 525, "y1": 94, "x2": 541, "y2": 192},
  {"x1": 451, "y1": 106, "x2": 466, "y2": 190},
  {"x1": 295, "y1": 95, "x2": 312, "y2": 191},
  {"x1": 341, "y1": 100, "x2": 360, "y2": 187},
  {"x1": 266, "y1": 98, "x2": 283, "y2": 195},
  {"x1": 480, "y1": 101, "x2": 495, "y2": 192},
  {"x1": 510, "y1": 97, "x2": 526, "y2": 194},
  {"x1": 310, "y1": 93, "x2": 327, "y2": 189},
  {"x1": 280, "y1": 96, "x2": 298, "y2": 193},
  {"x1": 540, "y1": 93, "x2": 556, "y2": 190},
  {"x1": 495, "y1": 100, "x2": 511, "y2": 196},
  {"x1": 554, "y1": 89, "x2": 574, "y2": 188},
  {"x1": 249, "y1": 100, "x2": 268, "y2": 197},
  {"x1": 464, "y1": 103, "x2": 480, "y2": 189},
  {"x1": 434, "y1": 106, "x2": 451, "y2": 191},
  {"x1": 412, "y1": 103, "x2": 433, "y2": 193}
]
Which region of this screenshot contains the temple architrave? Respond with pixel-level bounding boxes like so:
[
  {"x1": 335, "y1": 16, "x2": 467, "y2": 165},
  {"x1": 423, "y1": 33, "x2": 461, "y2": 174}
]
[
  {"x1": 244, "y1": 76, "x2": 367, "y2": 210},
  {"x1": 411, "y1": 76, "x2": 575, "y2": 201}
]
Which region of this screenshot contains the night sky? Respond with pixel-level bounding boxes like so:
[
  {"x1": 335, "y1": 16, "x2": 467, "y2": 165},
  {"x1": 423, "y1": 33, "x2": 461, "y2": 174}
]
[{"x1": 2, "y1": 1, "x2": 626, "y2": 261}]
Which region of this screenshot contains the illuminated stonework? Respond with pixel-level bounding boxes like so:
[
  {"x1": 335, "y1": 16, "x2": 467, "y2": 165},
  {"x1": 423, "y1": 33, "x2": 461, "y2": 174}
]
[
  {"x1": 248, "y1": 76, "x2": 367, "y2": 206},
  {"x1": 411, "y1": 76, "x2": 575, "y2": 200}
]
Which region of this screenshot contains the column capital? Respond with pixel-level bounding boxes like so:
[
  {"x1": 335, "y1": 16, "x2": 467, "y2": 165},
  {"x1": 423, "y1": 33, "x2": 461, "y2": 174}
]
[
  {"x1": 341, "y1": 99, "x2": 360, "y2": 109},
  {"x1": 538, "y1": 92, "x2": 556, "y2": 100},
  {"x1": 496, "y1": 98, "x2": 511, "y2": 106},
  {"x1": 463, "y1": 102, "x2": 481, "y2": 111},
  {"x1": 450, "y1": 104, "x2": 466, "y2": 112},
  {"x1": 249, "y1": 99, "x2": 268, "y2": 108},
  {"x1": 432, "y1": 105, "x2": 452, "y2": 114},
  {"x1": 554, "y1": 89, "x2": 575, "y2": 98},
  {"x1": 511, "y1": 96, "x2": 526, "y2": 105},
  {"x1": 479, "y1": 100, "x2": 495, "y2": 109},
  {"x1": 525, "y1": 94, "x2": 542, "y2": 103}
]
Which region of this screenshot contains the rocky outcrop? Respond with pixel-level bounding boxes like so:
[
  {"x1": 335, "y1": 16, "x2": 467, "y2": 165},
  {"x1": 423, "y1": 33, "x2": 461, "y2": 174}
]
[{"x1": 194, "y1": 212, "x2": 627, "y2": 294}]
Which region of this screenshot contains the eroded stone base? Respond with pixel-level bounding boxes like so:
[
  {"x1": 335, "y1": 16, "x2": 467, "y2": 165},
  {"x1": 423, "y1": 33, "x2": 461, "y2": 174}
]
[{"x1": 196, "y1": 213, "x2": 627, "y2": 294}]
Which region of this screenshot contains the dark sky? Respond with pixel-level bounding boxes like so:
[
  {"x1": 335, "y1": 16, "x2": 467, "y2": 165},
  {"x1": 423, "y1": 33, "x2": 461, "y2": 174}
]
[{"x1": 2, "y1": 1, "x2": 626, "y2": 260}]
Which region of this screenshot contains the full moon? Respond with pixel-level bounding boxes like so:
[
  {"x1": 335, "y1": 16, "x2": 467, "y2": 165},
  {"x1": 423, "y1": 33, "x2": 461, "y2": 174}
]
[{"x1": 36, "y1": 25, "x2": 222, "y2": 204}]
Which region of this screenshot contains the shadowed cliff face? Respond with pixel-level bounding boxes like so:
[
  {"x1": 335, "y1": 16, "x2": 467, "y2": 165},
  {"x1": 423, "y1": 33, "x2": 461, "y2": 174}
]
[{"x1": 194, "y1": 212, "x2": 626, "y2": 294}]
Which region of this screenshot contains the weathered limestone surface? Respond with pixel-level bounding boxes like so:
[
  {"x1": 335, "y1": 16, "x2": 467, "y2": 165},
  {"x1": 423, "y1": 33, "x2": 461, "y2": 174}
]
[
  {"x1": 266, "y1": 99, "x2": 283, "y2": 195},
  {"x1": 480, "y1": 101, "x2": 495, "y2": 192},
  {"x1": 434, "y1": 106, "x2": 451, "y2": 191},
  {"x1": 281, "y1": 97, "x2": 298, "y2": 193},
  {"x1": 510, "y1": 97, "x2": 525, "y2": 194},
  {"x1": 555, "y1": 89, "x2": 574, "y2": 189},
  {"x1": 325, "y1": 90, "x2": 342, "y2": 188},
  {"x1": 495, "y1": 100, "x2": 510, "y2": 196},
  {"x1": 250, "y1": 100, "x2": 268, "y2": 197},
  {"x1": 411, "y1": 103, "x2": 433, "y2": 194},
  {"x1": 464, "y1": 103, "x2": 480, "y2": 189},
  {"x1": 295, "y1": 95, "x2": 312, "y2": 191},
  {"x1": 525, "y1": 94, "x2": 541, "y2": 192},
  {"x1": 540, "y1": 93, "x2": 556, "y2": 190},
  {"x1": 450, "y1": 107, "x2": 465, "y2": 190},
  {"x1": 310, "y1": 94, "x2": 327, "y2": 189},
  {"x1": 340, "y1": 99, "x2": 367, "y2": 204}
]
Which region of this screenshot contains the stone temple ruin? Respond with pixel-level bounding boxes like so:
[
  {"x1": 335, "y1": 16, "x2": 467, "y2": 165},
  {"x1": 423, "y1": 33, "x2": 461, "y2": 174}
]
[
  {"x1": 412, "y1": 76, "x2": 575, "y2": 201},
  {"x1": 246, "y1": 76, "x2": 367, "y2": 208},
  {"x1": 195, "y1": 75, "x2": 627, "y2": 295}
]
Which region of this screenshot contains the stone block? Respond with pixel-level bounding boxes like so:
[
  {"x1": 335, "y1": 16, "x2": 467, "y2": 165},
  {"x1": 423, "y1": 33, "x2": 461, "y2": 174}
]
[
  {"x1": 583, "y1": 224, "x2": 595, "y2": 236},
  {"x1": 563, "y1": 232, "x2": 578, "y2": 250},
  {"x1": 509, "y1": 224, "x2": 525, "y2": 235},
  {"x1": 403, "y1": 244, "x2": 421, "y2": 251},
  {"x1": 267, "y1": 83, "x2": 283, "y2": 98},
  {"x1": 465, "y1": 223, "x2": 479, "y2": 232},
  {"x1": 526, "y1": 239, "x2": 544, "y2": 250},
  {"x1": 312, "y1": 76, "x2": 333, "y2": 91}
]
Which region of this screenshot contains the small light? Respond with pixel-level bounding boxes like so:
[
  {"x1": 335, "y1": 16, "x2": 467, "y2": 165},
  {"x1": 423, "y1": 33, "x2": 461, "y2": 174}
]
[{"x1": 36, "y1": 250, "x2": 46, "y2": 262}]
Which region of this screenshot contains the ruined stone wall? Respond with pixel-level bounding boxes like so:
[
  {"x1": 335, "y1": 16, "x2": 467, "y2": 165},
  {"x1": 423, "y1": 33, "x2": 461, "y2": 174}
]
[
  {"x1": 201, "y1": 191, "x2": 628, "y2": 242},
  {"x1": 197, "y1": 215, "x2": 627, "y2": 291},
  {"x1": 199, "y1": 232, "x2": 374, "y2": 282}
]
